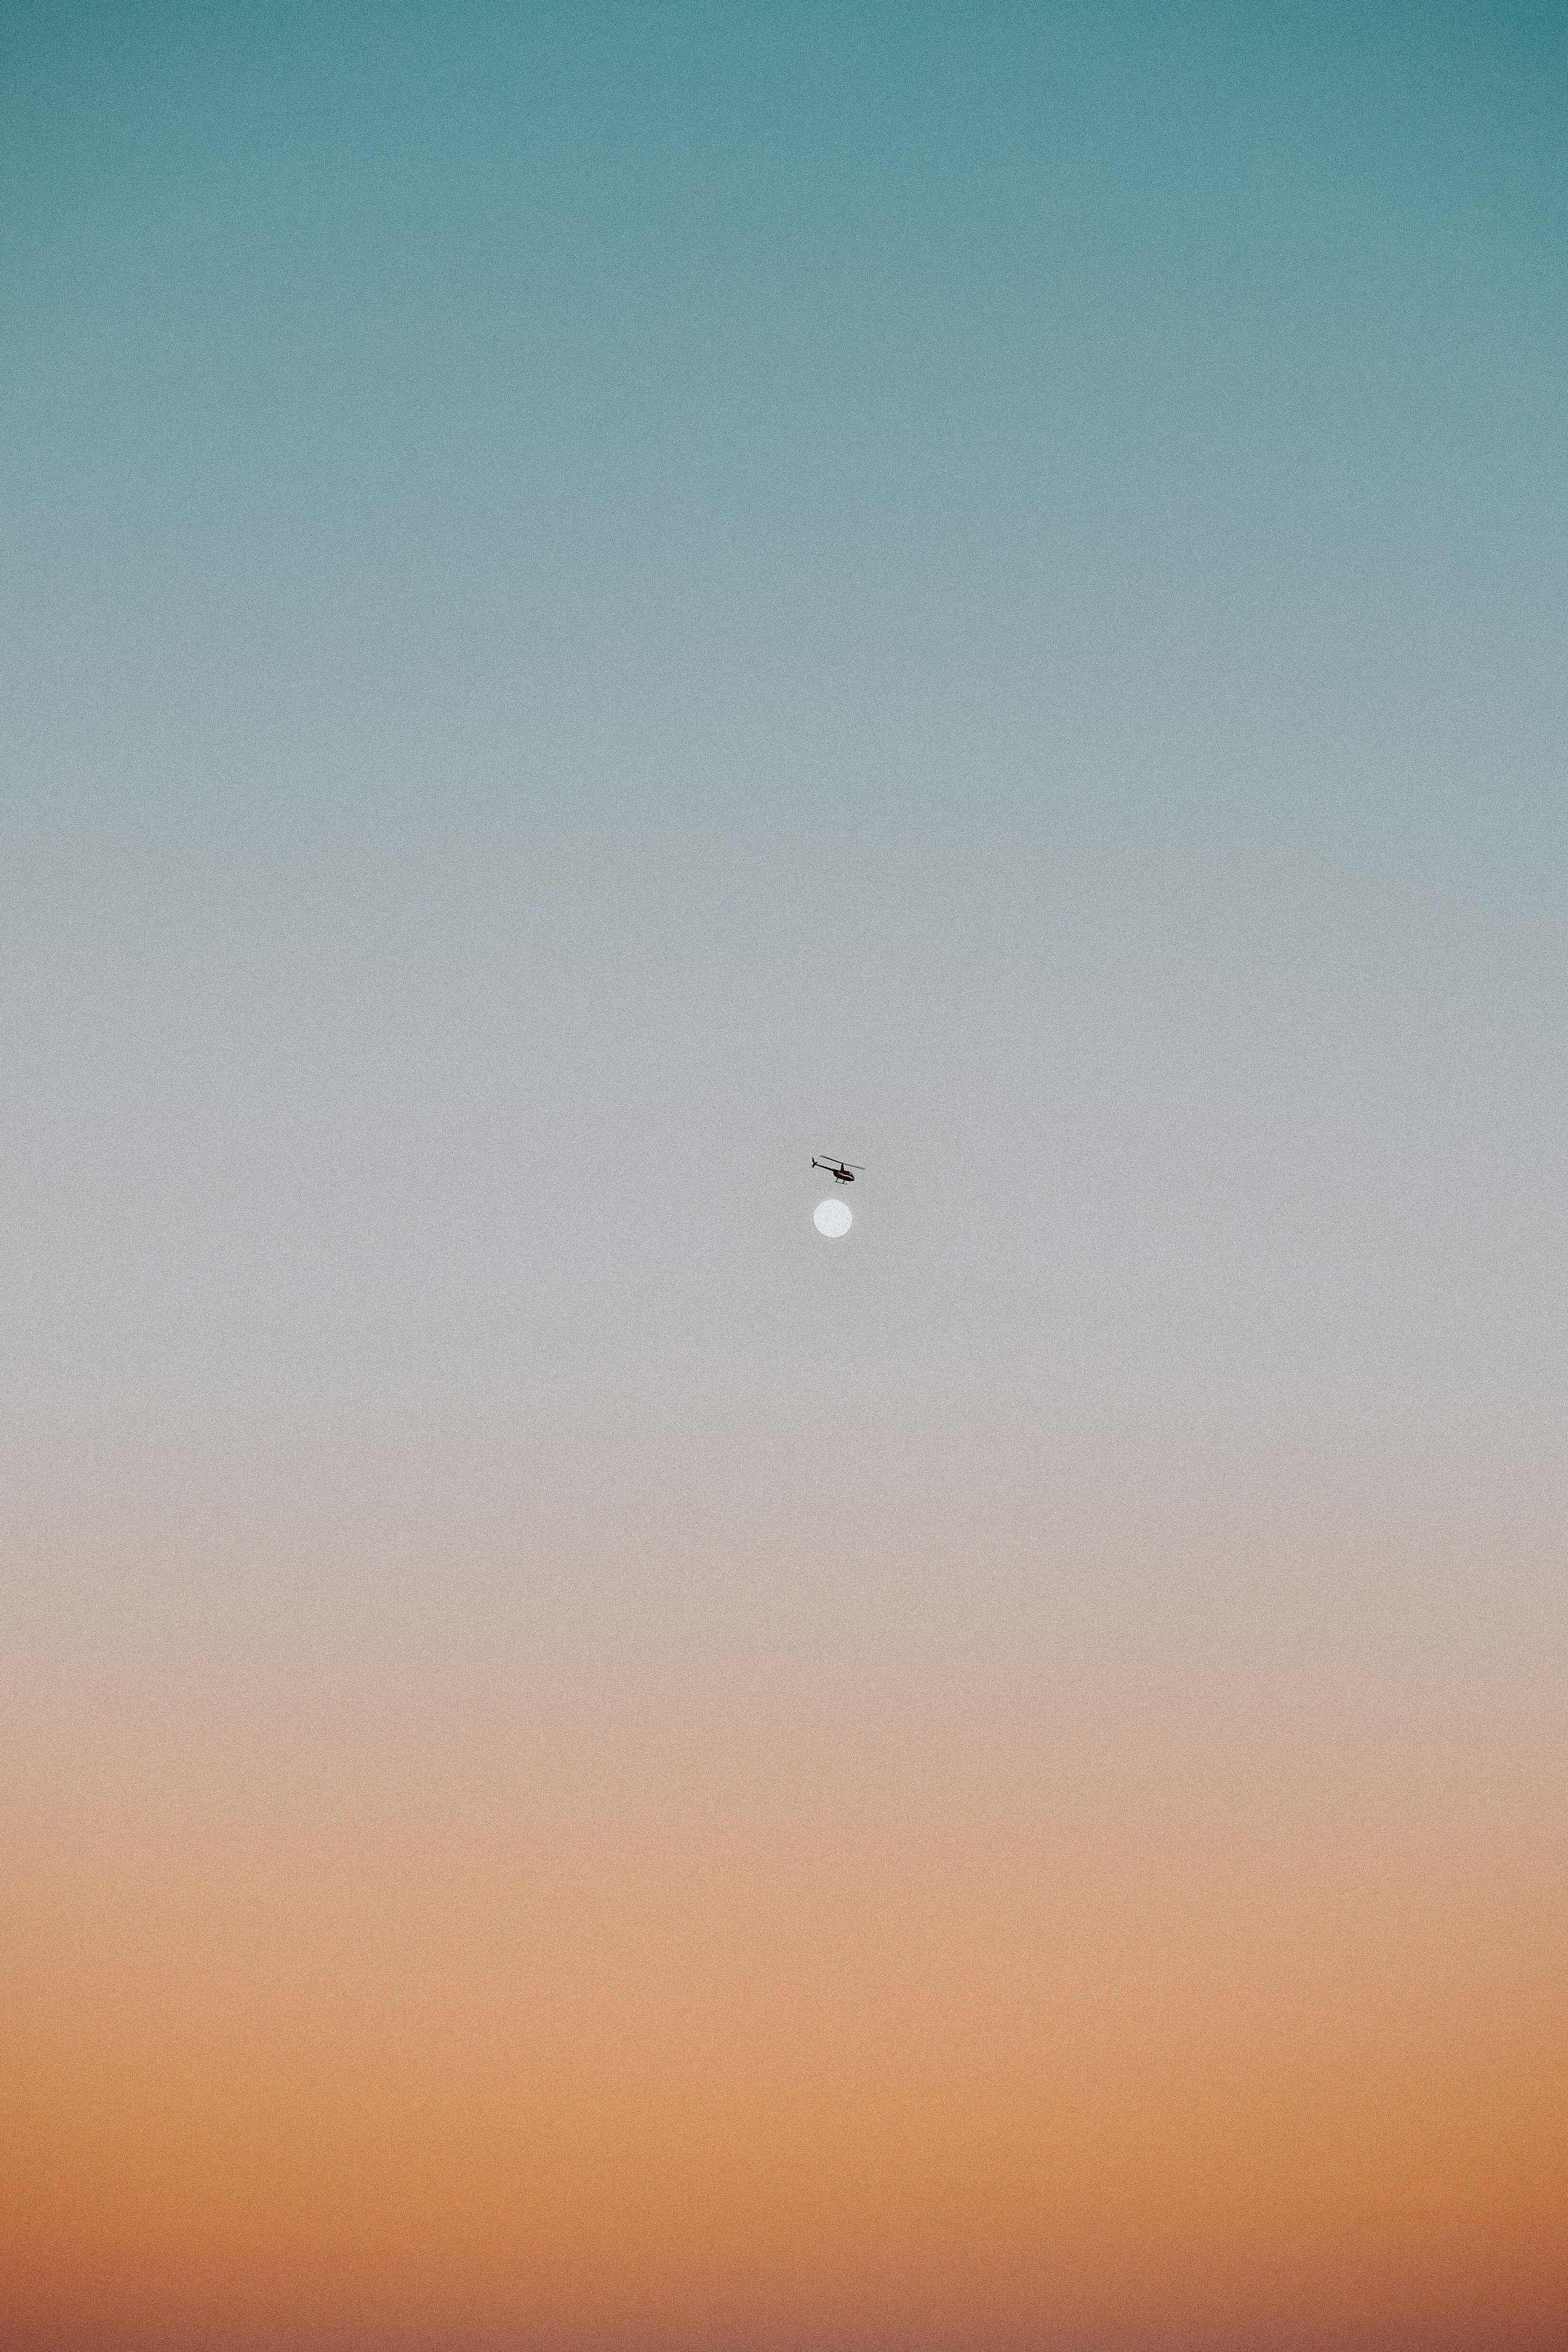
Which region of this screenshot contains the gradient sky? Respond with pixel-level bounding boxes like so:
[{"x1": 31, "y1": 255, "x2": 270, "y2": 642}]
[{"x1": 3, "y1": 6, "x2": 1566, "y2": 2348}]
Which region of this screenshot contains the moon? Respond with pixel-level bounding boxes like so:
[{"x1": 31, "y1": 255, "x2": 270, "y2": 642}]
[{"x1": 814, "y1": 1198, "x2": 853, "y2": 1238}]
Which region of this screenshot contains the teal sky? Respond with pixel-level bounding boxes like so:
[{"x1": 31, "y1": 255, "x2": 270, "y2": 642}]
[{"x1": 4, "y1": 1, "x2": 1566, "y2": 1720}]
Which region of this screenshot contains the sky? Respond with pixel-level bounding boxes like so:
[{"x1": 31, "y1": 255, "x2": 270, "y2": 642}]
[{"x1": 2, "y1": 4, "x2": 1566, "y2": 2347}]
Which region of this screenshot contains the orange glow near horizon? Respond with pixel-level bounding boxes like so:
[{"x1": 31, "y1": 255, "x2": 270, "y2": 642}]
[{"x1": 5, "y1": 1660, "x2": 1564, "y2": 2352}]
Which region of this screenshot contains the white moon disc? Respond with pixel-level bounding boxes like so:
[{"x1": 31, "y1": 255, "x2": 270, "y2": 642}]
[{"x1": 814, "y1": 1198, "x2": 853, "y2": 1237}]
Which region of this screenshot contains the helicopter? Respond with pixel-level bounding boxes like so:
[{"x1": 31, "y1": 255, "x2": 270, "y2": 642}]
[{"x1": 812, "y1": 1156, "x2": 863, "y2": 1184}]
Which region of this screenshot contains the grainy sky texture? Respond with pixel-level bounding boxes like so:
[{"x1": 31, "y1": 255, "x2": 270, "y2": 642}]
[{"x1": 3, "y1": 5, "x2": 1566, "y2": 2348}]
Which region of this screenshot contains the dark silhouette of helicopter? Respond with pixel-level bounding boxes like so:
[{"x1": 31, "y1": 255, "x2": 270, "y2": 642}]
[{"x1": 812, "y1": 1156, "x2": 863, "y2": 1184}]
